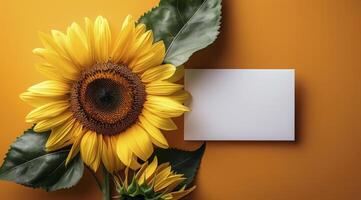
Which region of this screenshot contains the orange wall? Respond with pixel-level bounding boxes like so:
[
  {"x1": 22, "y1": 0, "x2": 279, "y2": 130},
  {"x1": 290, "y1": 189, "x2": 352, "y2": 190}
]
[{"x1": 1, "y1": 0, "x2": 361, "y2": 199}]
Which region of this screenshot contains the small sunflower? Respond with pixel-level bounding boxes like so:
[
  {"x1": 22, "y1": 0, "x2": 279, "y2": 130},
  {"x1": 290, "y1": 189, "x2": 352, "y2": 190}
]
[
  {"x1": 20, "y1": 16, "x2": 190, "y2": 172},
  {"x1": 114, "y1": 157, "x2": 195, "y2": 200}
]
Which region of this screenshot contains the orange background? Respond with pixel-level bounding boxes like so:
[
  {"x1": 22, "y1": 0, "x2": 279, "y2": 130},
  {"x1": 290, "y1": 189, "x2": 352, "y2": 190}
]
[{"x1": 1, "y1": 0, "x2": 361, "y2": 199}]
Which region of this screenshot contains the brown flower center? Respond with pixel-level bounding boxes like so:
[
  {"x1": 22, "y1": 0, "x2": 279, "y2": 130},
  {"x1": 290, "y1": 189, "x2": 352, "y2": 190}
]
[{"x1": 70, "y1": 62, "x2": 146, "y2": 135}]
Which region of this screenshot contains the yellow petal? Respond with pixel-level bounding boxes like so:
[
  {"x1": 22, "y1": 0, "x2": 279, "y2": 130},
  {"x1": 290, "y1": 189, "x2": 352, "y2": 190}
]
[
  {"x1": 47, "y1": 139, "x2": 72, "y2": 153},
  {"x1": 131, "y1": 41, "x2": 165, "y2": 73},
  {"x1": 154, "y1": 165, "x2": 172, "y2": 191},
  {"x1": 101, "y1": 136, "x2": 123, "y2": 173},
  {"x1": 135, "y1": 24, "x2": 146, "y2": 37},
  {"x1": 26, "y1": 80, "x2": 70, "y2": 97},
  {"x1": 134, "y1": 30, "x2": 154, "y2": 56},
  {"x1": 120, "y1": 23, "x2": 146, "y2": 63},
  {"x1": 141, "y1": 64, "x2": 176, "y2": 83},
  {"x1": 65, "y1": 22, "x2": 91, "y2": 68},
  {"x1": 26, "y1": 100, "x2": 69, "y2": 123},
  {"x1": 20, "y1": 92, "x2": 66, "y2": 108},
  {"x1": 126, "y1": 124, "x2": 153, "y2": 161},
  {"x1": 162, "y1": 195, "x2": 172, "y2": 200},
  {"x1": 169, "y1": 90, "x2": 191, "y2": 103},
  {"x1": 50, "y1": 30, "x2": 69, "y2": 57},
  {"x1": 20, "y1": 80, "x2": 70, "y2": 108},
  {"x1": 125, "y1": 30, "x2": 154, "y2": 68},
  {"x1": 33, "y1": 48, "x2": 79, "y2": 80},
  {"x1": 101, "y1": 137, "x2": 112, "y2": 172},
  {"x1": 116, "y1": 134, "x2": 132, "y2": 166},
  {"x1": 145, "y1": 156, "x2": 158, "y2": 177},
  {"x1": 111, "y1": 15, "x2": 135, "y2": 63},
  {"x1": 45, "y1": 118, "x2": 75, "y2": 151},
  {"x1": 138, "y1": 156, "x2": 158, "y2": 185},
  {"x1": 148, "y1": 163, "x2": 170, "y2": 189},
  {"x1": 84, "y1": 17, "x2": 95, "y2": 63},
  {"x1": 146, "y1": 81, "x2": 183, "y2": 95},
  {"x1": 165, "y1": 65, "x2": 185, "y2": 83},
  {"x1": 135, "y1": 161, "x2": 148, "y2": 181},
  {"x1": 130, "y1": 154, "x2": 141, "y2": 170},
  {"x1": 80, "y1": 130, "x2": 101, "y2": 171},
  {"x1": 123, "y1": 167, "x2": 129, "y2": 188},
  {"x1": 145, "y1": 96, "x2": 190, "y2": 118},
  {"x1": 94, "y1": 16, "x2": 111, "y2": 62},
  {"x1": 109, "y1": 136, "x2": 124, "y2": 170},
  {"x1": 168, "y1": 185, "x2": 196, "y2": 200},
  {"x1": 142, "y1": 109, "x2": 178, "y2": 131},
  {"x1": 65, "y1": 122, "x2": 84, "y2": 165},
  {"x1": 38, "y1": 31, "x2": 68, "y2": 58},
  {"x1": 156, "y1": 175, "x2": 186, "y2": 192},
  {"x1": 161, "y1": 176, "x2": 186, "y2": 194},
  {"x1": 139, "y1": 116, "x2": 168, "y2": 148},
  {"x1": 35, "y1": 63, "x2": 66, "y2": 81},
  {"x1": 91, "y1": 134, "x2": 103, "y2": 171},
  {"x1": 34, "y1": 112, "x2": 72, "y2": 132}
]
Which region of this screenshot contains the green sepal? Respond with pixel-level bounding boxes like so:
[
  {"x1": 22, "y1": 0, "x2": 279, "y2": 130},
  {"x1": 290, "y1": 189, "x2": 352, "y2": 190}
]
[
  {"x1": 127, "y1": 176, "x2": 138, "y2": 194},
  {"x1": 141, "y1": 184, "x2": 154, "y2": 196},
  {"x1": 139, "y1": 0, "x2": 222, "y2": 66},
  {"x1": 117, "y1": 177, "x2": 163, "y2": 200},
  {"x1": 0, "y1": 128, "x2": 84, "y2": 191},
  {"x1": 152, "y1": 143, "x2": 206, "y2": 188}
]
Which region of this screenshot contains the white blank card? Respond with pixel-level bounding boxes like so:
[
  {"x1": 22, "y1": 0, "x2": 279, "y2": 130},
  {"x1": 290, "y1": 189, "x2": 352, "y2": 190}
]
[{"x1": 184, "y1": 69, "x2": 295, "y2": 141}]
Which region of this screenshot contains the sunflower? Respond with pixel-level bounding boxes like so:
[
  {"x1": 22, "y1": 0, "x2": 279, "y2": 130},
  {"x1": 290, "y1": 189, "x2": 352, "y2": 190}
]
[
  {"x1": 20, "y1": 15, "x2": 190, "y2": 172},
  {"x1": 114, "y1": 157, "x2": 195, "y2": 200}
]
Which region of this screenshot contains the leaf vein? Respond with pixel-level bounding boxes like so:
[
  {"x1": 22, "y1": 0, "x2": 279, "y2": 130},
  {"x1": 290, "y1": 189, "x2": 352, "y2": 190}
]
[
  {"x1": 165, "y1": 0, "x2": 208, "y2": 57},
  {"x1": 0, "y1": 150, "x2": 69, "y2": 176}
]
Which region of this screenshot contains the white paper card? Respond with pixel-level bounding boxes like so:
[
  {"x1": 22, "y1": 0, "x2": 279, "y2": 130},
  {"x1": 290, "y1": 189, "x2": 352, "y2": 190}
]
[{"x1": 184, "y1": 69, "x2": 295, "y2": 141}]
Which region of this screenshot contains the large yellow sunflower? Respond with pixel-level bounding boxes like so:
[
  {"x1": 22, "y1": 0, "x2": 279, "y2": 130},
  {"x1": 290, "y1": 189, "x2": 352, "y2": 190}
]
[{"x1": 20, "y1": 16, "x2": 190, "y2": 172}]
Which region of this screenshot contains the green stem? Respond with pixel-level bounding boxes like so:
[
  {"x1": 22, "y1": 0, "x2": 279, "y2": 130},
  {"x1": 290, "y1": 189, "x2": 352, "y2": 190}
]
[{"x1": 102, "y1": 166, "x2": 111, "y2": 200}]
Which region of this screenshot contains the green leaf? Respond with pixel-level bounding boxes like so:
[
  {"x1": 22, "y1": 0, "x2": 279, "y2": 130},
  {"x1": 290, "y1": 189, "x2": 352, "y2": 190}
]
[
  {"x1": 0, "y1": 128, "x2": 84, "y2": 191},
  {"x1": 152, "y1": 143, "x2": 206, "y2": 187},
  {"x1": 139, "y1": 0, "x2": 222, "y2": 66}
]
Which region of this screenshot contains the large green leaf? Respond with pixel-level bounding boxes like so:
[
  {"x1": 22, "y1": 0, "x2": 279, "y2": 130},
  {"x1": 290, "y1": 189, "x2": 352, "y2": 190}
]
[
  {"x1": 152, "y1": 143, "x2": 206, "y2": 187},
  {"x1": 0, "y1": 128, "x2": 84, "y2": 191},
  {"x1": 139, "y1": 0, "x2": 222, "y2": 66}
]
